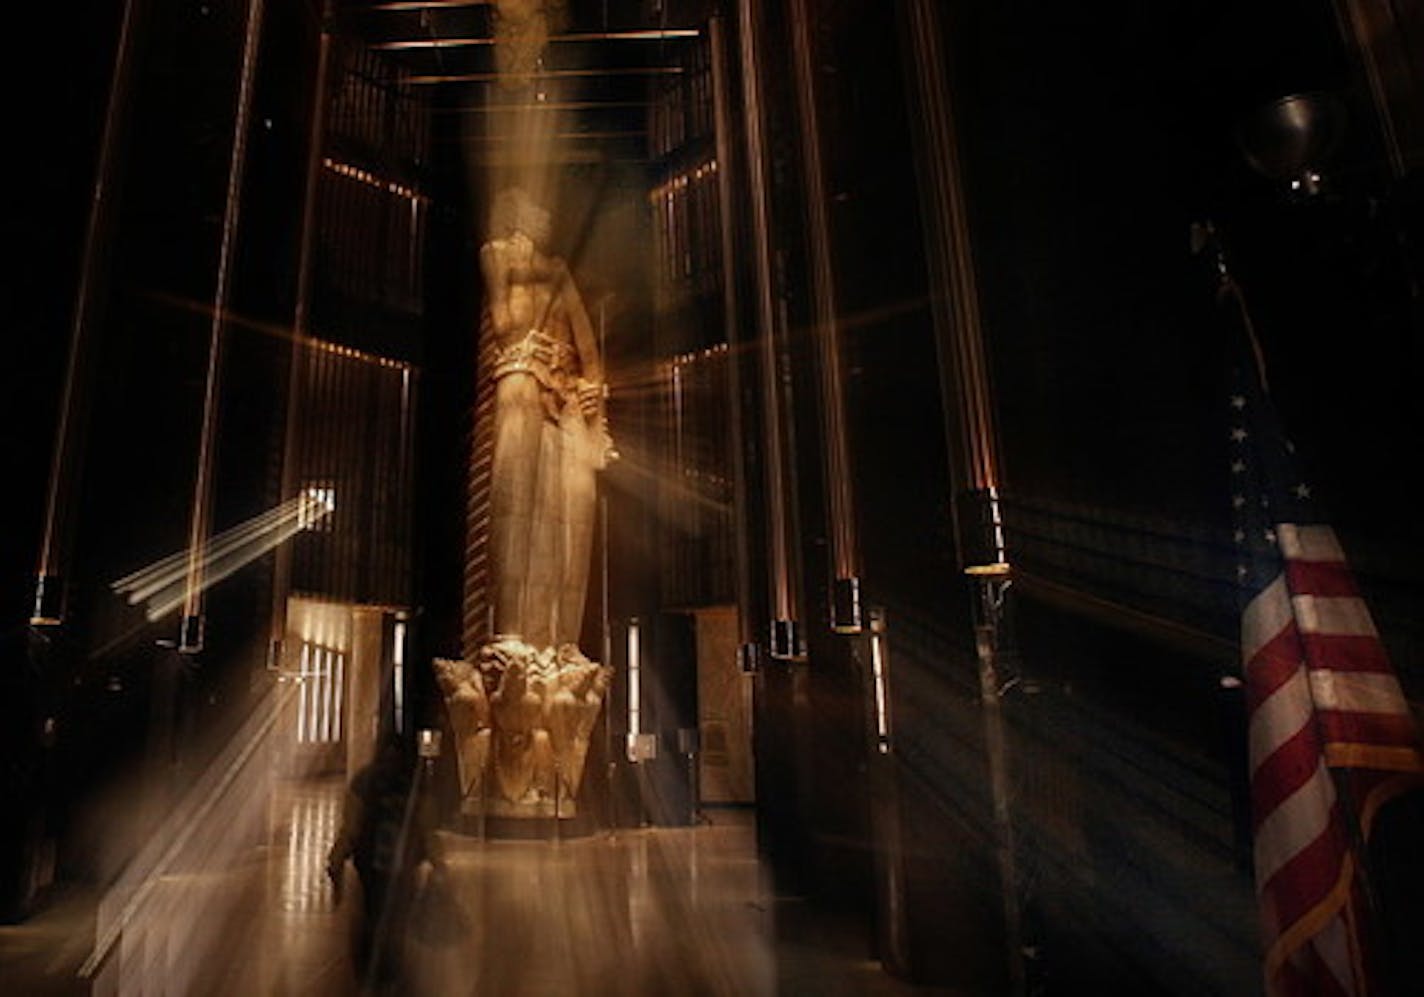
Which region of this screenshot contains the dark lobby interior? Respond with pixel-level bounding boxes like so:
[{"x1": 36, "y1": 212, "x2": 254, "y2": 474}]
[{"x1": 3, "y1": 1, "x2": 1422, "y2": 994}]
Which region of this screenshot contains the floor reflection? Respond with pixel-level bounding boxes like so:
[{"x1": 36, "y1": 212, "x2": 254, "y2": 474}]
[{"x1": 4, "y1": 777, "x2": 946, "y2": 995}]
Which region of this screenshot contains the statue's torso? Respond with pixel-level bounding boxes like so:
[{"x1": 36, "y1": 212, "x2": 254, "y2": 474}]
[{"x1": 485, "y1": 240, "x2": 580, "y2": 398}]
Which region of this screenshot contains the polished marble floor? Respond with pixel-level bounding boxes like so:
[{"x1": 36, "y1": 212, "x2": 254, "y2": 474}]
[{"x1": 3, "y1": 777, "x2": 950, "y2": 996}]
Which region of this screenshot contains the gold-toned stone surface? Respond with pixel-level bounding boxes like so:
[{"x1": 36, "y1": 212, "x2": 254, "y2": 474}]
[
  {"x1": 446, "y1": 187, "x2": 613, "y2": 819},
  {"x1": 435, "y1": 643, "x2": 610, "y2": 818}
]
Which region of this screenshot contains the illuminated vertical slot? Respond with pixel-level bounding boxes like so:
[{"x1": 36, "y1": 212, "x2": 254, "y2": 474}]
[
  {"x1": 626, "y1": 618, "x2": 641, "y2": 761},
  {"x1": 333, "y1": 651, "x2": 345, "y2": 742},
  {"x1": 320, "y1": 646, "x2": 334, "y2": 743},
  {"x1": 988, "y1": 485, "x2": 1007, "y2": 566},
  {"x1": 317, "y1": 648, "x2": 330, "y2": 742},
  {"x1": 308, "y1": 647, "x2": 320, "y2": 743},
  {"x1": 297, "y1": 641, "x2": 310, "y2": 743},
  {"x1": 870, "y1": 618, "x2": 891, "y2": 754},
  {"x1": 392, "y1": 620, "x2": 406, "y2": 735},
  {"x1": 309, "y1": 647, "x2": 321, "y2": 742}
]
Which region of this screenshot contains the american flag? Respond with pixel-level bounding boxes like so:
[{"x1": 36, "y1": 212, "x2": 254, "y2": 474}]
[{"x1": 1229, "y1": 338, "x2": 1424, "y2": 996}]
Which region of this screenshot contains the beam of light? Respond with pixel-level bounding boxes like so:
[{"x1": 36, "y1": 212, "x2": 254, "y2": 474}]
[
  {"x1": 603, "y1": 442, "x2": 732, "y2": 517},
  {"x1": 181, "y1": 0, "x2": 267, "y2": 643},
  {"x1": 111, "y1": 489, "x2": 333, "y2": 623},
  {"x1": 32, "y1": 0, "x2": 146, "y2": 622},
  {"x1": 79, "y1": 677, "x2": 298, "y2": 981}
]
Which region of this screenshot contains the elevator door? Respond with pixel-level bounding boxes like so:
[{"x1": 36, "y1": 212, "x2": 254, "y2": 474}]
[{"x1": 694, "y1": 606, "x2": 754, "y2": 804}]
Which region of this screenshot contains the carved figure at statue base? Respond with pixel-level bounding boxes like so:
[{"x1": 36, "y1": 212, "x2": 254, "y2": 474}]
[{"x1": 434, "y1": 644, "x2": 609, "y2": 818}]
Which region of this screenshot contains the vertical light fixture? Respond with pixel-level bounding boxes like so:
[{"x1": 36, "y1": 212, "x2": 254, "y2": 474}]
[
  {"x1": 737, "y1": 0, "x2": 803, "y2": 661},
  {"x1": 270, "y1": 0, "x2": 335, "y2": 656},
  {"x1": 333, "y1": 650, "x2": 345, "y2": 742},
  {"x1": 180, "y1": 0, "x2": 267, "y2": 652},
  {"x1": 625, "y1": 617, "x2": 641, "y2": 761},
  {"x1": 392, "y1": 617, "x2": 407, "y2": 736},
  {"x1": 297, "y1": 641, "x2": 311, "y2": 744},
  {"x1": 708, "y1": 15, "x2": 761, "y2": 673},
  {"x1": 868, "y1": 609, "x2": 892, "y2": 754},
  {"x1": 787, "y1": 0, "x2": 863, "y2": 635},
  {"x1": 901, "y1": 2, "x2": 1021, "y2": 987},
  {"x1": 32, "y1": 0, "x2": 146, "y2": 626}
]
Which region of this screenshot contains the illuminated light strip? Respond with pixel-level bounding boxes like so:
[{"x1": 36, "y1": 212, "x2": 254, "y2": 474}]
[
  {"x1": 181, "y1": 0, "x2": 267, "y2": 642},
  {"x1": 322, "y1": 157, "x2": 426, "y2": 203},
  {"x1": 626, "y1": 618, "x2": 641, "y2": 761},
  {"x1": 870, "y1": 625, "x2": 890, "y2": 753},
  {"x1": 393, "y1": 620, "x2": 406, "y2": 735},
  {"x1": 297, "y1": 642, "x2": 310, "y2": 744},
  {"x1": 310, "y1": 648, "x2": 322, "y2": 743},
  {"x1": 988, "y1": 485, "x2": 1008, "y2": 565},
  {"x1": 323, "y1": 647, "x2": 335, "y2": 743},
  {"x1": 372, "y1": 29, "x2": 700, "y2": 49},
  {"x1": 333, "y1": 652, "x2": 345, "y2": 742},
  {"x1": 308, "y1": 332, "x2": 412, "y2": 371},
  {"x1": 648, "y1": 160, "x2": 718, "y2": 201},
  {"x1": 669, "y1": 342, "x2": 730, "y2": 366}
]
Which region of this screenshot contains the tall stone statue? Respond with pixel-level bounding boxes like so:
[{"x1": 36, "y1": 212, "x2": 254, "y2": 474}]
[
  {"x1": 439, "y1": 188, "x2": 612, "y2": 819},
  {"x1": 481, "y1": 187, "x2": 609, "y2": 646}
]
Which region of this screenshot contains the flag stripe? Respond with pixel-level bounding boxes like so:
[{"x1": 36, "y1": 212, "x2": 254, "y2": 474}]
[
  {"x1": 1244, "y1": 575, "x2": 1293, "y2": 661},
  {"x1": 1254, "y1": 758, "x2": 1337, "y2": 886},
  {"x1": 1300, "y1": 633, "x2": 1395, "y2": 676},
  {"x1": 1311, "y1": 907, "x2": 1362, "y2": 997},
  {"x1": 1260, "y1": 816, "x2": 1350, "y2": 940},
  {"x1": 1307, "y1": 670, "x2": 1412, "y2": 717},
  {"x1": 1245, "y1": 624, "x2": 1307, "y2": 713},
  {"x1": 1318, "y1": 712, "x2": 1424, "y2": 759},
  {"x1": 1276, "y1": 523, "x2": 1345, "y2": 563},
  {"x1": 1284, "y1": 559, "x2": 1360, "y2": 599},
  {"x1": 1250, "y1": 667, "x2": 1314, "y2": 773},
  {"x1": 1252, "y1": 721, "x2": 1327, "y2": 831},
  {"x1": 1231, "y1": 357, "x2": 1424, "y2": 997},
  {"x1": 1290, "y1": 596, "x2": 1378, "y2": 639}
]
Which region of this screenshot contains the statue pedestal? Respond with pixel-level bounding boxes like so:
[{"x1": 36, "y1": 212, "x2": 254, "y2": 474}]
[{"x1": 455, "y1": 812, "x2": 601, "y2": 840}]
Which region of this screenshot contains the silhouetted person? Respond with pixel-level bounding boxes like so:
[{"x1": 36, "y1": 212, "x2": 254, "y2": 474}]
[{"x1": 327, "y1": 742, "x2": 443, "y2": 990}]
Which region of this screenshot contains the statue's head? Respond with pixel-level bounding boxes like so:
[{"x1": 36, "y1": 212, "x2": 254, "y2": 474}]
[
  {"x1": 489, "y1": 187, "x2": 551, "y2": 245},
  {"x1": 433, "y1": 657, "x2": 471, "y2": 694}
]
